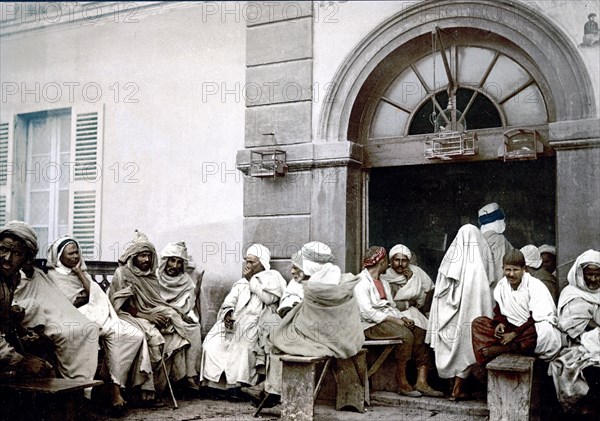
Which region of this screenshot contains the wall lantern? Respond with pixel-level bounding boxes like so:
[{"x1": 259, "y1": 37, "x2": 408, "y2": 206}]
[
  {"x1": 249, "y1": 149, "x2": 288, "y2": 177},
  {"x1": 500, "y1": 129, "x2": 542, "y2": 161}
]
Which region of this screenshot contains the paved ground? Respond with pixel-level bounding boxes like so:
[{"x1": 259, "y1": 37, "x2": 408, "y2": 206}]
[{"x1": 85, "y1": 392, "x2": 489, "y2": 421}]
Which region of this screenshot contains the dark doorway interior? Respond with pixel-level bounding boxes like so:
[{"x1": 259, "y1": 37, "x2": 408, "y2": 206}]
[{"x1": 369, "y1": 157, "x2": 556, "y2": 280}]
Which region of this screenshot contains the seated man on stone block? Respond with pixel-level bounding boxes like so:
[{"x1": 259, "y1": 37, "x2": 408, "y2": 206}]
[
  {"x1": 472, "y1": 249, "x2": 562, "y2": 365},
  {"x1": 355, "y1": 246, "x2": 443, "y2": 397}
]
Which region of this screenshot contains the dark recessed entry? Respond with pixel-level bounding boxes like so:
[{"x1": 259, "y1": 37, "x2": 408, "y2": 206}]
[{"x1": 368, "y1": 157, "x2": 556, "y2": 280}]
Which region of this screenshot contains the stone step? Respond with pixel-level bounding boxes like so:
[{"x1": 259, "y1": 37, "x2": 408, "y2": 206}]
[{"x1": 370, "y1": 391, "x2": 489, "y2": 418}]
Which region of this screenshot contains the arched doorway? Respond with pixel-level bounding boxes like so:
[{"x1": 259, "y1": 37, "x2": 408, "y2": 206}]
[
  {"x1": 316, "y1": 0, "x2": 595, "y2": 273},
  {"x1": 360, "y1": 27, "x2": 557, "y2": 278}
]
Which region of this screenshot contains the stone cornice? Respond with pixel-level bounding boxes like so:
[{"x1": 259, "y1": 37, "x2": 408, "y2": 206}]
[
  {"x1": 549, "y1": 119, "x2": 600, "y2": 150},
  {"x1": 236, "y1": 141, "x2": 364, "y2": 175}
]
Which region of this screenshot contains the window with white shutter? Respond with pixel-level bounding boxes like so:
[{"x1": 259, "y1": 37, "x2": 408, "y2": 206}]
[
  {"x1": 2, "y1": 105, "x2": 103, "y2": 259},
  {"x1": 68, "y1": 105, "x2": 104, "y2": 259}
]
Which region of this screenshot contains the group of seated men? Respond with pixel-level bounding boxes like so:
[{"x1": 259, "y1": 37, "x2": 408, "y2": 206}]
[
  {"x1": 1, "y1": 208, "x2": 598, "y2": 418},
  {"x1": 0, "y1": 222, "x2": 202, "y2": 413}
]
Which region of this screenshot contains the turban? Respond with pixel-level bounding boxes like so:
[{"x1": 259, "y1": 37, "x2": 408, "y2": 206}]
[
  {"x1": 538, "y1": 244, "x2": 556, "y2": 255},
  {"x1": 478, "y1": 202, "x2": 505, "y2": 225},
  {"x1": 0, "y1": 220, "x2": 39, "y2": 257},
  {"x1": 293, "y1": 241, "x2": 335, "y2": 276},
  {"x1": 520, "y1": 245, "x2": 543, "y2": 269},
  {"x1": 291, "y1": 251, "x2": 303, "y2": 269},
  {"x1": 247, "y1": 244, "x2": 271, "y2": 271},
  {"x1": 389, "y1": 244, "x2": 411, "y2": 261},
  {"x1": 363, "y1": 246, "x2": 387, "y2": 268}
]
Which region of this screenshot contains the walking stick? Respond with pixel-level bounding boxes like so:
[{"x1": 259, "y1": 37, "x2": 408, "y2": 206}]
[{"x1": 161, "y1": 358, "x2": 178, "y2": 409}]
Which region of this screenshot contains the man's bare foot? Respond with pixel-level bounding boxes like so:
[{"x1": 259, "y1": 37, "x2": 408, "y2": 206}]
[
  {"x1": 480, "y1": 345, "x2": 510, "y2": 359},
  {"x1": 108, "y1": 383, "x2": 126, "y2": 413}
]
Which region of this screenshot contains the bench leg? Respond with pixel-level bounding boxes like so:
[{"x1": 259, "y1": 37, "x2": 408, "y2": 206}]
[
  {"x1": 333, "y1": 350, "x2": 366, "y2": 412},
  {"x1": 487, "y1": 367, "x2": 533, "y2": 421},
  {"x1": 281, "y1": 360, "x2": 322, "y2": 421}
]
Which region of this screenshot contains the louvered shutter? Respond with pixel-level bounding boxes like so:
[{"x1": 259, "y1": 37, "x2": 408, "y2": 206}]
[
  {"x1": 0, "y1": 118, "x2": 13, "y2": 225},
  {"x1": 68, "y1": 105, "x2": 104, "y2": 259}
]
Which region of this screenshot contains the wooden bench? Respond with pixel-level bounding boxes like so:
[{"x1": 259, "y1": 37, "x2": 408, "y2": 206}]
[
  {"x1": 0, "y1": 377, "x2": 103, "y2": 421},
  {"x1": 487, "y1": 354, "x2": 540, "y2": 421},
  {"x1": 362, "y1": 338, "x2": 403, "y2": 405},
  {"x1": 278, "y1": 350, "x2": 367, "y2": 421}
]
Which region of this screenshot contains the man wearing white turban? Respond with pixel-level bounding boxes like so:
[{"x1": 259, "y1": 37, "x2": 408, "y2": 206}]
[
  {"x1": 381, "y1": 244, "x2": 433, "y2": 325},
  {"x1": 520, "y1": 244, "x2": 559, "y2": 304},
  {"x1": 47, "y1": 235, "x2": 145, "y2": 411},
  {"x1": 200, "y1": 244, "x2": 286, "y2": 390},
  {"x1": 550, "y1": 249, "x2": 600, "y2": 417},
  {"x1": 156, "y1": 241, "x2": 203, "y2": 391},
  {"x1": 245, "y1": 241, "x2": 365, "y2": 407},
  {"x1": 478, "y1": 202, "x2": 513, "y2": 293},
  {"x1": 356, "y1": 246, "x2": 443, "y2": 397}
]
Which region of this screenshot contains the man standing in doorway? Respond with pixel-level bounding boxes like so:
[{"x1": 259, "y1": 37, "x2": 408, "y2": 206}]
[{"x1": 479, "y1": 202, "x2": 513, "y2": 294}]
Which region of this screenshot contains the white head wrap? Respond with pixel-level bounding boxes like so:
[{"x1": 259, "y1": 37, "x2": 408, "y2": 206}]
[
  {"x1": 247, "y1": 243, "x2": 271, "y2": 271},
  {"x1": 520, "y1": 245, "x2": 543, "y2": 269},
  {"x1": 389, "y1": 244, "x2": 412, "y2": 261},
  {"x1": 567, "y1": 249, "x2": 600, "y2": 293},
  {"x1": 295, "y1": 241, "x2": 335, "y2": 276},
  {"x1": 538, "y1": 244, "x2": 556, "y2": 255},
  {"x1": 478, "y1": 202, "x2": 506, "y2": 234}
]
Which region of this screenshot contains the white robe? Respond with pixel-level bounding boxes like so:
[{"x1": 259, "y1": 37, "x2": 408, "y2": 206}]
[
  {"x1": 47, "y1": 268, "x2": 146, "y2": 387},
  {"x1": 494, "y1": 273, "x2": 562, "y2": 360},
  {"x1": 200, "y1": 270, "x2": 286, "y2": 388},
  {"x1": 426, "y1": 224, "x2": 495, "y2": 379},
  {"x1": 355, "y1": 269, "x2": 429, "y2": 331}
]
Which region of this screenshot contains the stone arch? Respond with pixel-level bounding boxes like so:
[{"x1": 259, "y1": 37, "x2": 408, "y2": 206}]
[{"x1": 318, "y1": 0, "x2": 596, "y2": 144}]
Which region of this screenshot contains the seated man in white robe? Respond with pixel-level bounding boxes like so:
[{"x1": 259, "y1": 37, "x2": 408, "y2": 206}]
[
  {"x1": 3, "y1": 221, "x2": 99, "y2": 393},
  {"x1": 200, "y1": 244, "x2": 286, "y2": 391},
  {"x1": 356, "y1": 246, "x2": 443, "y2": 397},
  {"x1": 472, "y1": 249, "x2": 562, "y2": 364},
  {"x1": 46, "y1": 235, "x2": 145, "y2": 411},
  {"x1": 550, "y1": 249, "x2": 600, "y2": 417},
  {"x1": 381, "y1": 244, "x2": 433, "y2": 321},
  {"x1": 156, "y1": 241, "x2": 202, "y2": 390},
  {"x1": 109, "y1": 230, "x2": 198, "y2": 400}
]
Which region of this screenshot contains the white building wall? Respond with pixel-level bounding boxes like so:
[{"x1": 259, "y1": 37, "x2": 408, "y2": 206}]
[{"x1": 0, "y1": 4, "x2": 247, "y2": 283}]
